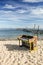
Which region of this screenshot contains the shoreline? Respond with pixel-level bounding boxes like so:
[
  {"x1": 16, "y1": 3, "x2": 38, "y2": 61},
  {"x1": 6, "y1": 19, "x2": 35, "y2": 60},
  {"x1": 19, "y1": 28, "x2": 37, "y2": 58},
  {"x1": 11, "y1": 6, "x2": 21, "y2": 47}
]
[
  {"x1": 0, "y1": 38, "x2": 43, "y2": 41},
  {"x1": 0, "y1": 37, "x2": 18, "y2": 41},
  {"x1": 0, "y1": 39, "x2": 18, "y2": 41}
]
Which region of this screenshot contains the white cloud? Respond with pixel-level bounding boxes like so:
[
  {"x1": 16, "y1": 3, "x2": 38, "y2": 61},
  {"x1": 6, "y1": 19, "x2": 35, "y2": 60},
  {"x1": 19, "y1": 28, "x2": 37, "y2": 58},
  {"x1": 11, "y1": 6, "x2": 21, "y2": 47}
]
[
  {"x1": 16, "y1": 9, "x2": 27, "y2": 13},
  {"x1": 0, "y1": 10, "x2": 12, "y2": 14},
  {"x1": 31, "y1": 8, "x2": 43, "y2": 15},
  {"x1": 0, "y1": 10, "x2": 23, "y2": 22},
  {"x1": 3, "y1": 4, "x2": 15, "y2": 9},
  {"x1": 23, "y1": 0, "x2": 43, "y2": 2},
  {"x1": 0, "y1": 8, "x2": 43, "y2": 28}
]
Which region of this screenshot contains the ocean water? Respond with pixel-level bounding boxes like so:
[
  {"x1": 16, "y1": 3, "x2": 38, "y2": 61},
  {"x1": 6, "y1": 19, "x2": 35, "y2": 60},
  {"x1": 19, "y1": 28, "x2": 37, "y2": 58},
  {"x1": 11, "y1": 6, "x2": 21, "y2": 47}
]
[
  {"x1": 0, "y1": 29, "x2": 33, "y2": 39},
  {"x1": 0, "y1": 29, "x2": 43, "y2": 39}
]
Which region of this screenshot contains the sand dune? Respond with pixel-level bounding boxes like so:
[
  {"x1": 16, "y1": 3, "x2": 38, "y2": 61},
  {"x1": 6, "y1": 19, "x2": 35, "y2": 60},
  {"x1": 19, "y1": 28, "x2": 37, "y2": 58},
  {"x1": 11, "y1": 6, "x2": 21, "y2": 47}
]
[{"x1": 0, "y1": 40, "x2": 43, "y2": 65}]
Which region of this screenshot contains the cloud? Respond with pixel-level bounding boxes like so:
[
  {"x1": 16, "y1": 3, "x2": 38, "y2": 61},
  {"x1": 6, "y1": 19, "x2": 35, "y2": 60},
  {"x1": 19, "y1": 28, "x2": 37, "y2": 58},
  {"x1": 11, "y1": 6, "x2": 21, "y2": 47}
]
[
  {"x1": 0, "y1": 5, "x2": 43, "y2": 28},
  {"x1": 0, "y1": 10, "x2": 12, "y2": 14},
  {"x1": 3, "y1": 4, "x2": 15, "y2": 9},
  {"x1": 1, "y1": 4, "x2": 43, "y2": 16},
  {"x1": 0, "y1": 10, "x2": 23, "y2": 22},
  {"x1": 31, "y1": 8, "x2": 43, "y2": 15},
  {"x1": 23, "y1": 0, "x2": 43, "y2": 2},
  {"x1": 16, "y1": 9, "x2": 27, "y2": 14},
  {"x1": 15, "y1": 6, "x2": 43, "y2": 16}
]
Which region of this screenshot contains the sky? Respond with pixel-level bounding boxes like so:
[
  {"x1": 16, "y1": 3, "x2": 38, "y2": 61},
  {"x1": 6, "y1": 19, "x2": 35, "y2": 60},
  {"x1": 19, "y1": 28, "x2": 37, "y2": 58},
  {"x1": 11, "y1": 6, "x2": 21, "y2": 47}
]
[{"x1": 0, "y1": 0, "x2": 43, "y2": 29}]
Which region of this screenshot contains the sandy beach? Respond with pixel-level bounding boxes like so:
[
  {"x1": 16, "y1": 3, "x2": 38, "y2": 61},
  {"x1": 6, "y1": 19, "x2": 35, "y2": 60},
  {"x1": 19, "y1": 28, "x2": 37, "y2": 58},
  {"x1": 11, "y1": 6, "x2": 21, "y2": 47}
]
[{"x1": 0, "y1": 40, "x2": 43, "y2": 65}]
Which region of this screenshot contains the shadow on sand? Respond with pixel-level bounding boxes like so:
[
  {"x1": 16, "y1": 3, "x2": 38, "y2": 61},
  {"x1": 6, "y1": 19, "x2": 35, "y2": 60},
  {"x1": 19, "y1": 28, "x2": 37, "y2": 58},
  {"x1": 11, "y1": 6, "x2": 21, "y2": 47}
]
[{"x1": 4, "y1": 44, "x2": 29, "y2": 51}]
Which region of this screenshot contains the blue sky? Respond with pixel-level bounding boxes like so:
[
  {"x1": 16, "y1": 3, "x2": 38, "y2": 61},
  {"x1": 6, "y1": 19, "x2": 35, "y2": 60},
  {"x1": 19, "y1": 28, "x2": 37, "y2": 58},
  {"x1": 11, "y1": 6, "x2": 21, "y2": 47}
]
[{"x1": 0, "y1": 0, "x2": 43, "y2": 29}]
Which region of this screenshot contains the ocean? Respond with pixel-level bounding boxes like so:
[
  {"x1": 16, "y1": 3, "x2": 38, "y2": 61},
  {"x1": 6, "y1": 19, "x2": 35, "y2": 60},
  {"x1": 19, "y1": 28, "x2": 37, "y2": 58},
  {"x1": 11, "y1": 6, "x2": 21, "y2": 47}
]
[{"x1": 0, "y1": 29, "x2": 43, "y2": 40}]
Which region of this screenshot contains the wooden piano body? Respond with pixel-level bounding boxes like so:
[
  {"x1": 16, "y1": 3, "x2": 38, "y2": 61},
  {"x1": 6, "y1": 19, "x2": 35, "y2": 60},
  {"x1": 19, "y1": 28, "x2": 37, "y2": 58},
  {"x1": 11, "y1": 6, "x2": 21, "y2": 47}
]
[{"x1": 18, "y1": 35, "x2": 37, "y2": 51}]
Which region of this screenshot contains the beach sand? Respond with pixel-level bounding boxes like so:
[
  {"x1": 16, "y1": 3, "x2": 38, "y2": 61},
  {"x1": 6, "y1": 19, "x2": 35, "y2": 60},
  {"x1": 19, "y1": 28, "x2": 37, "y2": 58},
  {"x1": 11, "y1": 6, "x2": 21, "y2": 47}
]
[{"x1": 0, "y1": 40, "x2": 43, "y2": 65}]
